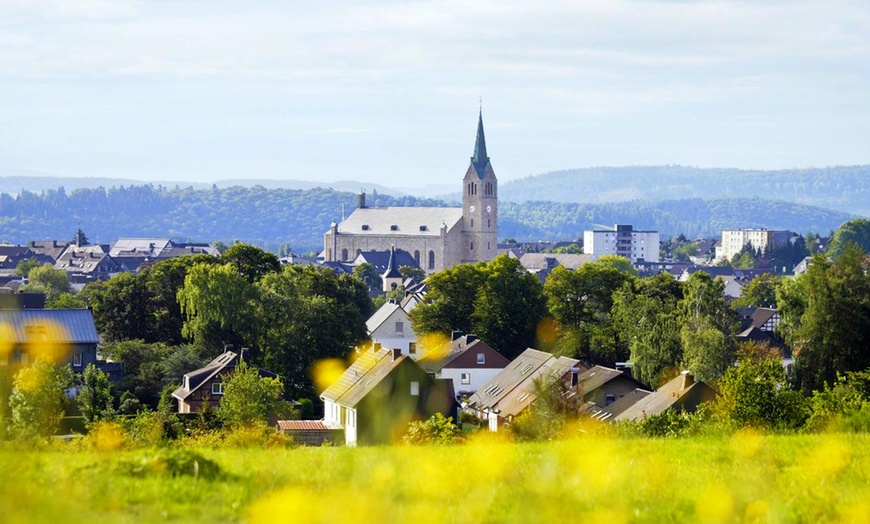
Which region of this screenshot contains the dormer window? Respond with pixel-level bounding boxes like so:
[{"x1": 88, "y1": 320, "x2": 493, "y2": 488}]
[
  {"x1": 361, "y1": 225, "x2": 370, "y2": 231},
  {"x1": 419, "y1": 225, "x2": 427, "y2": 231},
  {"x1": 390, "y1": 225, "x2": 398, "y2": 231}
]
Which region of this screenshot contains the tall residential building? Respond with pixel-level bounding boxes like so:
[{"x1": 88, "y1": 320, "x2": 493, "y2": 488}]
[
  {"x1": 583, "y1": 224, "x2": 660, "y2": 263},
  {"x1": 717, "y1": 228, "x2": 792, "y2": 262},
  {"x1": 323, "y1": 111, "x2": 498, "y2": 274}
]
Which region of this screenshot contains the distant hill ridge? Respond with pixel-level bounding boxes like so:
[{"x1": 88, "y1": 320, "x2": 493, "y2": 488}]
[
  {"x1": 0, "y1": 184, "x2": 852, "y2": 252},
  {"x1": 499, "y1": 165, "x2": 870, "y2": 216}
]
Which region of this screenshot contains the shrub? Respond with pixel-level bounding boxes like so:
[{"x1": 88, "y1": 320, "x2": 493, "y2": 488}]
[
  {"x1": 118, "y1": 448, "x2": 222, "y2": 480},
  {"x1": 715, "y1": 358, "x2": 809, "y2": 431},
  {"x1": 807, "y1": 371, "x2": 870, "y2": 432},
  {"x1": 403, "y1": 413, "x2": 462, "y2": 445},
  {"x1": 9, "y1": 360, "x2": 73, "y2": 438}
]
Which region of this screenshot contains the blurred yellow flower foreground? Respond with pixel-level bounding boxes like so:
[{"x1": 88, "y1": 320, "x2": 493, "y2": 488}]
[{"x1": 2, "y1": 431, "x2": 870, "y2": 523}]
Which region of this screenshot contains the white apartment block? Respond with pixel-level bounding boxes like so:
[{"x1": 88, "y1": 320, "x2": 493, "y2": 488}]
[
  {"x1": 583, "y1": 225, "x2": 660, "y2": 263},
  {"x1": 717, "y1": 229, "x2": 792, "y2": 262}
]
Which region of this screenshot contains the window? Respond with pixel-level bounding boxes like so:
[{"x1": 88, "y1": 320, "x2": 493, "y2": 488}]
[
  {"x1": 428, "y1": 251, "x2": 435, "y2": 270},
  {"x1": 410, "y1": 381, "x2": 420, "y2": 396},
  {"x1": 341, "y1": 249, "x2": 348, "y2": 261},
  {"x1": 461, "y1": 373, "x2": 471, "y2": 385},
  {"x1": 390, "y1": 225, "x2": 398, "y2": 231},
  {"x1": 477, "y1": 353, "x2": 485, "y2": 365},
  {"x1": 470, "y1": 242, "x2": 474, "y2": 251},
  {"x1": 395, "y1": 321, "x2": 404, "y2": 334},
  {"x1": 409, "y1": 342, "x2": 417, "y2": 355},
  {"x1": 470, "y1": 218, "x2": 474, "y2": 228},
  {"x1": 414, "y1": 250, "x2": 420, "y2": 265},
  {"x1": 73, "y1": 353, "x2": 82, "y2": 367},
  {"x1": 211, "y1": 382, "x2": 224, "y2": 395},
  {"x1": 605, "y1": 394, "x2": 615, "y2": 406}
]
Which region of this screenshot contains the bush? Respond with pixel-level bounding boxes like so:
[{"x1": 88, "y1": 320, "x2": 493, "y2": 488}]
[
  {"x1": 403, "y1": 413, "x2": 462, "y2": 445},
  {"x1": 120, "y1": 409, "x2": 183, "y2": 447},
  {"x1": 807, "y1": 371, "x2": 870, "y2": 432},
  {"x1": 634, "y1": 407, "x2": 712, "y2": 438},
  {"x1": 118, "y1": 448, "x2": 222, "y2": 480},
  {"x1": 715, "y1": 358, "x2": 809, "y2": 431}
]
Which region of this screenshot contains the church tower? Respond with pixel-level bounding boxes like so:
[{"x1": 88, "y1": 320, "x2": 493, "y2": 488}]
[{"x1": 462, "y1": 110, "x2": 498, "y2": 263}]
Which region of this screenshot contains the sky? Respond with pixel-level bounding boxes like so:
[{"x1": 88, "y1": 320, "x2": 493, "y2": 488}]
[{"x1": 1, "y1": 0, "x2": 869, "y2": 189}]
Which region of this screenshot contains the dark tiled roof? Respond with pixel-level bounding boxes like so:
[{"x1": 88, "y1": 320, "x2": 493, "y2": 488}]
[
  {"x1": 577, "y1": 366, "x2": 628, "y2": 394},
  {"x1": 0, "y1": 308, "x2": 98, "y2": 344},
  {"x1": 589, "y1": 388, "x2": 651, "y2": 420},
  {"x1": 277, "y1": 420, "x2": 331, "y2": 431},
  {"x1": 615, "y1": 373, "x2": 716, "y2": 422},
  {"x1": 495, "y1": 356, "x2": 580, "y2": 418},
  {"x1": 353, "y1": 249, "x2": 419, "y2": 272}
]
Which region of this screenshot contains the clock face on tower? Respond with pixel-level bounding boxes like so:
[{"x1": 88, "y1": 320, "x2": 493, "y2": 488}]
[
  {"x1": 469, "y1": 205, "x2": 475, "y2": 213},
  {"x1": 486, "y1": 205, "x2": 492, "y2": 213}
]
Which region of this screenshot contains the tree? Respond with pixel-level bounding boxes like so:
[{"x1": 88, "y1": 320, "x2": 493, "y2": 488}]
[
  {"x1": 81, "y1": 272, "x2": 155, "y2": 343},
  {"x1": 219, "y1": 243, "x2": 281, "y2": 283},
  {"x1": 78, "y1": 364, "x2": 114, "y2": 424},
  {"x1": 15, "y1": 258, "x2": 42, "y2": 277},
  {"x1": 48, "y1": 293, "x2": 87, "y2": 309},
  {"x1": 409, "y1": 262, "x2": 487, "y2": 337},
  {"x1": 403, "y1": 412, "x2": 461, "y2": 445},
  {"x1": 611, "y1": 273, "x2": 684, "y2": 387},
  {"x1": 551, "y1": 244, "x2": 582, "y2": 254},
  {"x1": 544, "y1": 262, "x2": 634, "y2": 363},
  {"x1": 178, "y1": 263, "x2": 261, "y2": 353},
  {"x1": 20, "y1": 263, "x2": 72, "y2": 303},
  {"x1": 71, "y1": 228, "x2": 89, "y2": 247},
  {"x1": 731, "y1": 273, "x2": 780, "y2": 309},
  {"x1": 828, "y1": 218, "x2": 870, "y2": 258},
  {"x1": 679, "y1": 272, "x2": 738, "y2": 383},
  {"x1": 9, "y1": 360, "x2": 72, "y2": 438},
  {"x1": 472, "y1": 256, "x2": 548, "y2": 359},
  {"x1": 219, "y1": 361, "x2": 285, "y2": 428},
  {"x1": 780, "y1": 245, "x2": 870, "y2": 391},
  {"x1": 398, "y1": 265, "x2": 426, "y2": 281},
  {"x1": 595, "y1": 255, "x2": 637, "y2": 275},
  {"x1": 715, "y1": 358, "x2": 808, "y2": 430},
  {"x1": 353, "y1": 262, "x2": 382, "y2": 291}
]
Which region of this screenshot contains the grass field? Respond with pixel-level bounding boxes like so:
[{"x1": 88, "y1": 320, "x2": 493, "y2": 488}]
[{"x1": 2, "y1": 431, "x2": 870, "y2": 523}]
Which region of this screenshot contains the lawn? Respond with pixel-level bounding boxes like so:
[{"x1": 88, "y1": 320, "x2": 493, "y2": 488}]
[{"x1": 2, "y1": 431, "x2": 869, "y2": 523}]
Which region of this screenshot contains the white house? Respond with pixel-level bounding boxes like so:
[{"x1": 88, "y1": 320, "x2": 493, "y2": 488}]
[
  {"x1": 416, "y1": 333, "x2": 510, "y2": 398},
  {"x1": 366, "y1": 300, "x2": 422, "y2": 359}
]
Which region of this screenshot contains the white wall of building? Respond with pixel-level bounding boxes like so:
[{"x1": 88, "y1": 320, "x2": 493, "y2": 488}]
[
  {"x1": 584, "y1": 226, "x2": 660, "y2": 263},
  {"x1": 441, "y1": 368, "x2": 504, "y2": 396}
]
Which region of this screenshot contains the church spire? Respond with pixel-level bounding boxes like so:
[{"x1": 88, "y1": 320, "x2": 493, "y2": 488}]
[{"x1": 471, "y1": 109, "x2": 489, "y2": 178}]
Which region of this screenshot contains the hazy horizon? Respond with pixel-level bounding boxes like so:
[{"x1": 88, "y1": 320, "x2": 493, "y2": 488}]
[{"x1": 2, "y1": 1, "x2": 869, "y2": 187}]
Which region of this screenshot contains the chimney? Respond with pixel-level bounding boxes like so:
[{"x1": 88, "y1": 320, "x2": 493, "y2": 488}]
[
  {"x1": 681, "y1": 370, "x2": 694, "y2": 389},
  {"x1": 451, "y1": 330, "x2": 463, "y2": 341},
  {"x1": 240, "y1": 347, "x2": 250, "y2": 362},
  {"x1": 357, "y1": 192, "x2": 366, "y2": 209},
  {"x1": 392, "y1": 348, "x2": 402, "y2": 361},
  {"x1": 374, "y1": 342, "x2": 382, "y2": 352},
  {"x1": 465, "y1": 334, "x2": 477, "y2": 344},
  {"x1": 224, "y1": 344, "x2": 235, "y2": 354}
]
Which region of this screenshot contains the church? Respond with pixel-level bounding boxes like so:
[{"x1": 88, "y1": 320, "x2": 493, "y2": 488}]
[{"x1": 323, "y1": 111, "x2": 499, "y2": 274}]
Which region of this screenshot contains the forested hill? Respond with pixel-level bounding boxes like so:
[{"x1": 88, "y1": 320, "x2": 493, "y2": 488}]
[
  {"x1": 499, "y1": 165, "x2": 870, "y2": 216},
  {"x1": 0, "y1": 185, "x2": 853, "y2": 251}
]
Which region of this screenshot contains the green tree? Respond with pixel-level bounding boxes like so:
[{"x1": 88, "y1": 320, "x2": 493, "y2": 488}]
[
  {"x1": 731, "y1": 273, "x2": 780, "y2": 309},
  {"x1": 715, "y1": 358, "x2": 808, "y2": 430},
  {"x1": 473, "y1": 256, "x2": 548, "y2": 359},
  {"x1": 403, "y1": 412, "x2": 461, "y2": 445},
  {"x1": 78, "y1": 364, "x2": 114, "y2": 424},
  {"x1": 544, "y1": 262, "x2": 634, "y2": 363},
  {"x1": 551, "y1": 244, "x2": 583, "y2": 254},
  {"x1": 780, "y1": 245, "x2": 870, "y2": 391},
  {"x1": 828, "y1": 218, "x2": 870, "y2": 258},
  {"x1": 409, "y1": 262, "x2": 487, "y2": 337},
  {"x1": 20, "y1": 263, "x2": 72, "y2": 303},
  {"x1": 10, "y1": 360, "x2": 73, "y2": 438},
  {"x1": 81, "y1": 272, "x2": 155, "y2": 343},
  {"x1": 679, "y1": 272, "x2": 738, "y2": 383},
  {"x1": 398, "y1": 265, "x2": 426, "y2": 281},
  {"x1": 15, "y1": 257, "x2": 42, "y2": 277},
  {"x1": 178, "y1": 263, "x2": 261, "y2": 353},
  {"x1": 672, "y1": 242, "x2": 699, "y2": 262},
  {"x1": 611, "y1": 273, "x2": 683, "y2": 387},
  {"x1": 219, "y1": 243, "x2": 281, "y2": 283},
  {"x1": 353, "y1": 262, "x2": 382, "y2": 290},
  {"x1": 47, "y1": 292, "x2": 87, "y2": 309},
  {"x1": 595, "y1": 255, "x2": 637, "y2": 275},
  {"x1": 219, "y1": 361, "x2": 285, "y2": 428}
]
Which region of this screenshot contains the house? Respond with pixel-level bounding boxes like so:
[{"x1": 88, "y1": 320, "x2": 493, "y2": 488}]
[
  {"x1": 518, "y1": 253, "x2": 598, "y2": 282},
  {"x1": 465, "y1": 348, "x2": 580, "y2": 431},
  {"x1": 576, "y1": 365, "x2": 649, "y2": 409},
  {"x1": 416, "y1": 333, "x2": 510, "y2": 398},
  {"x1": 27, "y1": 240, "x2": 71, "y2": 263},
  {"x1": 614, "y1": 372, "x2": 717, "y2": 422},
  {"x1": 736, "y1": 307, "x2": 792, "y2": 370},
  {"x1": 0, "y1": 308, "x2": 100, "y2": 374},
  {"x1": 110, "y1": 238, "x2": 219, "y2": 272},
  {"x1": 366, "y1": 301, "x2": 420, "y2": 358},
  {"x1": 54, "y1": 244, "x2": 128, "y2": 284},
  {"x1": 319, "y1": 346, "x2": 454, "y2": 446},
  {"x1": 716, "y1": 228, "x2": 793, "y2": 263},
  {"x1": 587, "y1": 388, "x2": 652, "y2": 421},
  {"x1": 171, "y1": 348, "x2": 278, "y2": 414},
  {"x1": 323, "y1": 111, "x2": 498, "y2": 273}
]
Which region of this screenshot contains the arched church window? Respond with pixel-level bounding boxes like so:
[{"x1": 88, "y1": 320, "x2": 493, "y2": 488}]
[
  {"x1": 414, "y1": 250, "x2": 420, "y2": 265},
  {"x1": 470, "y1": 218, "x2": 474, "y2": 228},
  {"x1": 428, "y1": 251, "x2": 435, "y2": 270},
  {"x1": 470, "y1": 242, "x2": 474, "y2": 251},
  {"x1": 341, "y1": 249, "x2": 348, "y2": 261}
]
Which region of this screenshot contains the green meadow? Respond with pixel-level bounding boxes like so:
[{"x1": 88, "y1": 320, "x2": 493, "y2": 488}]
[{"x1": 2, "y1": 432, "x2": 869, "y2": 523}]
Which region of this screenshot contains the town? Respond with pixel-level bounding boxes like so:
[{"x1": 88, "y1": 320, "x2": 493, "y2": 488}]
[{"x1": 1, "y1": 112, "x2": 868, "y2": 453}]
